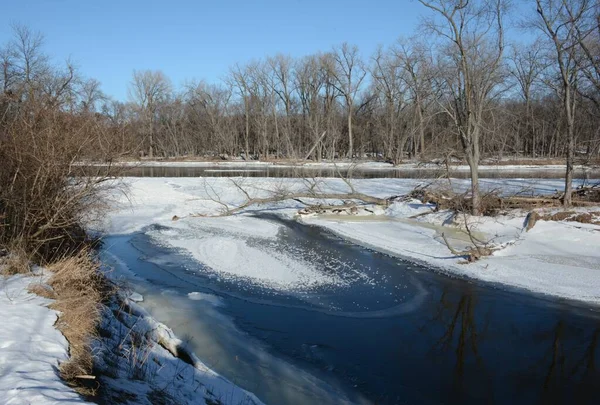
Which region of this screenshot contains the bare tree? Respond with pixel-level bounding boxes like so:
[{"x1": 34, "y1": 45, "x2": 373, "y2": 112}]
[
  {"x1": 128, "y1": 70, "x2": 172, "y2": 157},
  {"x1": 532, "y1": 0, "x2": 594, "y2": 206},
  {"x1": 228, "y1": 64, "x2": 254, "y2": 160},
  {"x1": 509, "y1": 41, "x2": 546, "y2": 156},
  {"x1": 371, "y1": 45, "x2": 407, "y2": 162},
  {"x1": 296, "y1": 54, "x2": 328, "y2": 160},
  {"x1": 268, "y1": 54, "x2": 297, "y2": 158},
  {"x1": 78, "y1": 78, "x2": 104, "y2": 113},
  {"x1": 329, "y1": 43, "x2": 367, "y2": 158},
  {"x1": 394, "y1": 39, "x2": 434, "y2": 158},
  {"x1": 9, "y1": 24, "x2": 50, "y2": 102},
  {"x1": 419, "y1": 0, "x2": 507, "y2": 215}
]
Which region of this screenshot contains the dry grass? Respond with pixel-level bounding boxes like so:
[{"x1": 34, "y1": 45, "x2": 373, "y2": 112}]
[
  {"x1": 27, "y1": 282, "x2": 57, "y2": 299},
  {"x1": 38, "y1": 252, "x2": 113, "y2": 396},
  {"x1": 527, "y1": 210, "x2": 600, "y2": 230},
  {"x1": 0, "y1": 244, "x2": 32, "y2": 275}
]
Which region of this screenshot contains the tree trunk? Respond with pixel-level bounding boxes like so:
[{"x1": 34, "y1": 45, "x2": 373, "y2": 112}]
[
  {"x1": 564, "y1": 118, "x2": 574, "y2": 207},
  {"x1": 563, "y1": 84, "x2": 575, "y2": 207},
  {"x1": 416, "y1": 94, "x2": 425, "y2": 158},
  {"x1": 347, "y1": 105, "x2": 353, "y2": 158},
  {"x1": 244, "y1": 103, "x2": 250, "y2": 161},
  {"x1": 469, "y1": 158, "x2": 480, "y2": 216}
]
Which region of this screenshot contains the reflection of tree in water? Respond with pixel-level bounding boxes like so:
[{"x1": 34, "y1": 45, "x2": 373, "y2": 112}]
[
  {"x1": 424, "y1": 288, "x2": 492, "y2": 402},
  {"x1": 424, "y1": 287, "x2": 600, "y2": 404},
  {"x1": 534, "y1": 321, "x2": 600, "y2": 404}
]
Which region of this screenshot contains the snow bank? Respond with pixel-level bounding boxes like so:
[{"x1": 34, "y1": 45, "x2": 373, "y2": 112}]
[
  {"x1": 0, "y1": 274, "x2": 91, "y2": 404},
  {"x1": 93, "y1": 293, "x2": 263, "y2": 405},
  {"x1": 304, "y1": 202, "x2": 600, "y2": 305}
]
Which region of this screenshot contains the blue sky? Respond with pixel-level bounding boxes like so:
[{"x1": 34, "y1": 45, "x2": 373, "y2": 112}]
[{"x1": 0, "y1": 0, "x2": 533, "y2": 101}]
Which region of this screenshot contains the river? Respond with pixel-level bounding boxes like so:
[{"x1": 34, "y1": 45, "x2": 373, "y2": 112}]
[{"x1": 102, "y1": 210, "x2": 600, "y2": 405}]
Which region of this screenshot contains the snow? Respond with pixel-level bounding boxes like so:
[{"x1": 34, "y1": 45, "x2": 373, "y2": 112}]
[
  {"x1": 303, "y1": 202, "x2": 600, "y2": 304},
  {"x1": 0, "y1": 274, "x2": 91, "y2": 404},
  {"x1": 102, "y1": 176, "x2": 600, "y2": 305},
  {"x1": 93, "y1": 293, "x2": 263, "y2": 405},
  {"x1": 164, "y1": 236, "x2": 347, "y2": 291}
]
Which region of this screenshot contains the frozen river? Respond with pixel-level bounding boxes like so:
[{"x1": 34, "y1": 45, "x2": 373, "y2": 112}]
[{"x1": 102, "y1": 212, "x2": 600, "y2": 405}]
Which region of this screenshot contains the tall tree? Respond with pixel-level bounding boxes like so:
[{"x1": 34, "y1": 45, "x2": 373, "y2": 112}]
[
  {"x1": 533, "y1": 0, "x2": 594, "y2": 206},
  {"x1": 509, "y1": 41, "x2": 545, "y2": 156},
  {"x1": 419, "y1": 0, "x2": 507, "y2": 215},
  {"x1": 128, "y1": 70, "x2": 172, "y2": 157},
  {"x1": 329, "y1": 43, "x2": 367, "y2": 158}
]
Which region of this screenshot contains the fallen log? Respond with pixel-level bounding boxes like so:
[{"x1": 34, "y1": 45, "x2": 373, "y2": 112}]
[{"x1": 192, "y1": 191, "x2": 391, "y2": 217}]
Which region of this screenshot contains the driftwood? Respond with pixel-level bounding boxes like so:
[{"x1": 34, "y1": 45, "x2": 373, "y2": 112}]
[
  {"x1": 407, "y1": 184, "x2": 600, "y2": 216},
  {"x1": 193, "y1": 192, "x2": 389, "y2": 217}
]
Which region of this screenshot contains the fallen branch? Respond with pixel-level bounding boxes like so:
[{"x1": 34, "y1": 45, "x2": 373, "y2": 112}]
[
  {"x1": 192, "y1": 191, "x2": 390, "y2": 217},
  {"x1": 441, "y1": 232, "x2": 495, "y2": 263}
]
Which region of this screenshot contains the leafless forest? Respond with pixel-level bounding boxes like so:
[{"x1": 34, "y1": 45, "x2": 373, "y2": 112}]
[
  {"x1": 1, "y1": 1, "x2": 599, "y2": 213},
  {"x1": 2, "y1": 1, "x2": 599, "y2": 162}
]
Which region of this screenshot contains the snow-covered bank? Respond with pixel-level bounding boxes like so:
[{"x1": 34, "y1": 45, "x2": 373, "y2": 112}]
[
  {"x1": 0, "y1": 273, "x2": 91, "y2": 404},
  {"x1": 93, "y1": 291, "x2": 263, "y2": 405},
  {"x1": 302, "y1": 204, "x2": 600, "y2": 305},
  {"x1": 103, "y1": 177, "x2": 600, "y2": 305}
]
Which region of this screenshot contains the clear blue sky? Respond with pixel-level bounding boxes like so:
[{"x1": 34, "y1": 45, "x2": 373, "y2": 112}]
[{"x1": 0, "y1": 0, "x2": 533, "y2": 101}]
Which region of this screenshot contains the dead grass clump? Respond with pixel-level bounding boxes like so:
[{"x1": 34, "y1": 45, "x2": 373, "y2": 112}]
[
  {"x1": 527, "y1": 210, "x2": 600, "y2": 230},
  {"x1": 0, "y1": 245, "x2": 32, "y2": 275},
  {"x1": 27, "y1": 282, "x2": 57, "y2": 299},
  {"x1": 44, "y1": 252, "x2": 113, "y2": 396}
]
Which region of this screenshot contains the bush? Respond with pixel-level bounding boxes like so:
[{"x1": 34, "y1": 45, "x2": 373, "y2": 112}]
[{"x1": 0, "y1": 97, "x2": 119, "y2": 263}]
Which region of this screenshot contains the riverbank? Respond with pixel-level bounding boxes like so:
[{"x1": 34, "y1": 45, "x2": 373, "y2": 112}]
[
  {"x1": 0, "y1": 266, "x2": 263, "y2": 405},
  {"x1": 0, "y1": 272, "x2": 92, "y2": 404}
]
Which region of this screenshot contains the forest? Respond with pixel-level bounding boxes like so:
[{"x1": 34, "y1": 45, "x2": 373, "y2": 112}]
[
  {"x1": 0, "y1": 0, "x2": 599, "y2": 214},
  {"x1": 1, "y1": 1, "x2": 598, "y2": 163}
]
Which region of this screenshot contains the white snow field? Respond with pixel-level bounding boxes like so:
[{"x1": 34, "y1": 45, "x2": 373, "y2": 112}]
[
  {"x1": 0, "y1": 273, "x2": 92, "y2": 404},
  {"x1": 104, "y1": 176, "x2": 600, "y2": 304}
]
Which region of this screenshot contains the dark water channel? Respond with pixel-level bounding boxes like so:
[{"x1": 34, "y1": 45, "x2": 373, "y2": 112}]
[
  {"x1": 102, "y1": 213, "x2": 600, "y2": 405},
  {"x1": 84, "y1": 164, "x2": 599, "y2": 179}
]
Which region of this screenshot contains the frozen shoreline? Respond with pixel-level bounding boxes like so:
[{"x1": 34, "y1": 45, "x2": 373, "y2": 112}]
[
  {"x1": 301, "y1": 207, "x2": 600, "y2": 306},
  {"x1": 0, "y1": 273, "x2": 93, "y2": 404}
]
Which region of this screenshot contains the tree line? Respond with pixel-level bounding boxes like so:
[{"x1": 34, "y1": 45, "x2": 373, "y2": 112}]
[{"x1": 1, "y1": 0, "x2": 599, "y2": 213}]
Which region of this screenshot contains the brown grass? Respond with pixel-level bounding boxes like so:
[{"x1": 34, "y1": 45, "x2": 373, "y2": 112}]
[
  {"x1": 38, "y1": 252, "x2": 113, "y2": 396},
  {"x1": 27, "y1": 282, "x2": 57, "y2": 299},
  {"x1": 0, "y1": 245, "x2": 32, "y2": 275},
  {"x1": 527, "y1": 210, "x2": 600, "y2": 230}
]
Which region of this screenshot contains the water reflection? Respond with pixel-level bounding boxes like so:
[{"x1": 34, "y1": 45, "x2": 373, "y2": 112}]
[{"x1": 419, "y1": 284, "x2": 600, "y2": 405}]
